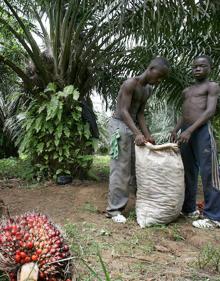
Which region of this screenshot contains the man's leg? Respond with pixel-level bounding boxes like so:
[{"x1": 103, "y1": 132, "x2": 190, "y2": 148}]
[
  {"x1": 196, "y1": 124, "x2": 220, "y2": 221},
  {"x1": 106, "y1": 119, "x2": 133, "y2": 218},
  {"x1": 181, "y1": 138, "x2": 199, "y2": 214}
]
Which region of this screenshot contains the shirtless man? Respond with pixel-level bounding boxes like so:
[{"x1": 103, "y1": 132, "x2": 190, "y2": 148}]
[
  {"x1": 106, "y1": 57, "x2": 170, "y2": 223},
  {"x1": 171, "y1": 55, "x2": 220, "y2": 228}
]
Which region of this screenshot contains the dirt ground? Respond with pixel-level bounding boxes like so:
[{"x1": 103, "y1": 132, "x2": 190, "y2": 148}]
[{"x1": 1, "y1": 179, "x2": 220, "y2": 281}]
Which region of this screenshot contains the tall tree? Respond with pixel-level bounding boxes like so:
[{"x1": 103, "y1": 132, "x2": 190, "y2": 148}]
[
  {"x1": 0, "y1": 64, "x2": 22, "y2": 158},
  {"x1": 0, "y1": 15, "x2": 25, "y2": 158}
]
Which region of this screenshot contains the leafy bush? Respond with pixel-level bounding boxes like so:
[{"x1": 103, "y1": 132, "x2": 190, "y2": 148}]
[
  {"x1": 212, "y1": 116, "x2": 220, "y2": 151},
  {"x1": 89, "y1": 155, "x2": 110, "y2": 181},
  {"x1": 0, "y1": 158, "x2": 34, "y2": 180},
  {"x1": 95, "y1": 112, "x2": 110, "y2": 155},
  {"x1": 0, "y1": 131, "x2": 18, "y2": 159},
  {"x1": 18, "y1": 83, "x2": 94, "y2": 179}
]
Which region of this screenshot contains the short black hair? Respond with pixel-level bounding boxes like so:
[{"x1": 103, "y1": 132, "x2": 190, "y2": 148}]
[
  {"x1": 149, "y1": 57, "x2": 170, "y2": 70},
  {"x1": 194, "y1": 55, "x2": 212, "y2": 67}
]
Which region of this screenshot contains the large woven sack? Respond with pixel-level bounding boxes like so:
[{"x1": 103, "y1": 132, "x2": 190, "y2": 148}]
[{"x1": 135, "y1": 142, "x2": 185, "y2": 227}]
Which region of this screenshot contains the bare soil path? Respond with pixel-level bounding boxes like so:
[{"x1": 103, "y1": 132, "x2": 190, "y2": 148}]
[{"x1": 1, "y1": 180, "x2": 220, "y2": 281}]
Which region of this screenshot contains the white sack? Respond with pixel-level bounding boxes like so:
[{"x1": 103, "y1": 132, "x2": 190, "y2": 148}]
[{"x1": 135, "y1": 142, "x2": 185, "y2": 228}]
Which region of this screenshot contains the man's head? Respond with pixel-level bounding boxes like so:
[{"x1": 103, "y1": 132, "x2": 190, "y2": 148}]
[
  {"x1": 146, "y1": 57, "x2": 170, "y2": 85},
  {"x1": 192, "y1": 55, "x2": 212, "y2": 80}
]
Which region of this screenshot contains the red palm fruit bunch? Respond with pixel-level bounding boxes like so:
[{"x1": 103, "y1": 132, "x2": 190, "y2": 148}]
[
  {"x1": 197, "y1": 200, "x2": 205, "y2": 214},
  {"x1": 0, "y1": 213, "x2": 73, "y2": 281}
]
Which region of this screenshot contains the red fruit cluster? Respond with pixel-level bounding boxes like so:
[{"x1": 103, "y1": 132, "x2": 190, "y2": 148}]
[
  {"x1": 0, "y1": 213, "x2": 72, "y2": 281},
  {"x1": 197, "y1": 200, "x2": 205, "y2": 214}
]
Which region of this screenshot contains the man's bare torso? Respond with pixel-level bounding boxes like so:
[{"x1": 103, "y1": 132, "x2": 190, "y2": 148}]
[
  {"x1": 182, "y1": 81, "x2": 217, "y2": 125},
  {"x1": 114, "y1": 78, "x2": 152, "y2": 121}
]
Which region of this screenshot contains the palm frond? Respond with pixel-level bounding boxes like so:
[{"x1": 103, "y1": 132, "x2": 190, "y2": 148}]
[{"x1": 0, "y1": 0, "x2": 219, "y2": 111}]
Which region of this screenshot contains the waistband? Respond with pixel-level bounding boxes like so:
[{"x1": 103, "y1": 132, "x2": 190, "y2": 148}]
[
  {"x1": 112, "y1": 113, "x2": 137, "y2": 124},
  {"x1": 181, "y1": 122, "x2": 209, "y2": 131}
]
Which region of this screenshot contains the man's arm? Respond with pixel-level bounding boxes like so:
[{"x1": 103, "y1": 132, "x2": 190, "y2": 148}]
[
  {"x1": 137, "y1": 86, "x2": 151, "y2": 138},
  {"x1": 170, "y1": 89, "x2": 186, "y2": 142},
  {"x1": 137, "y1": 110, "x2": 150, "y2": 139},
  {"x1": 173, "y1": 117, "x2": 184, "y2": 133},
  {"x1": 137, "y1": 86, "x2": 155, "y2": 143},
  {"x1": 119, "y1": 79, "x2": 145, "y2": 145},
  {"x1": 170, "y1": 117, "x2": 184, "y2": 142},
  {"x1": 137, "y1": 102, "x2": 155, "y2": 144},
  {"x1": 179, "y1": 83, "x2": 219, "y2": 143}
]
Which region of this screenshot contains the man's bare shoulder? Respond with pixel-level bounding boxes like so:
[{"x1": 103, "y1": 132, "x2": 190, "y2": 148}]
[
  {"x1": 119, "y1": 78, "x2": 138, "y2": 96},
  {"x1": 208, "y1": 81, "x2": 220, "y2": 93},
  {"x1": 122, "y1": 77, "x2": 138, "y2": 88}
]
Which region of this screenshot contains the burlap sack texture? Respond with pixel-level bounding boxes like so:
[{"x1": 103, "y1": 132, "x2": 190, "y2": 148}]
[{"x1": 135, "y1": 143, "x2": 185, "y2": 227}]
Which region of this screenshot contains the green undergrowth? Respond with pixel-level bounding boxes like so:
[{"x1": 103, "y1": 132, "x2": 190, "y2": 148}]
[
  {"x1": 0, "y1": 157, "x2": 34, "y2": 181},
  {"x1": 0, "y1": 155, "x2": 110, "y2": 183}
]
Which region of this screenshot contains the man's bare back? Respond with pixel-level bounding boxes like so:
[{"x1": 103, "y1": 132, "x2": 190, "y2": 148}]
[
  {"x1": 114, "y1": 78, "x2": 152, "y2": 122},
  {"x1": 182, "y1": 81, "x2": 219, "y2": 125},
  {"x1": 112, "y1": 58, "x2": 169, "y2": 146}
]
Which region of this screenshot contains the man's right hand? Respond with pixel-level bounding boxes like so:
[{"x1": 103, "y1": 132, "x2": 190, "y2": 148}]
[
  {"x1": 146, "y1": 136, "x2": 156, "y2": 145},
  {"x1": 170, "y1": 130, "x2": 177, "y2": 143},
  {"x1": 135, "y1": 134, "x2": 146, "y2": 146}
]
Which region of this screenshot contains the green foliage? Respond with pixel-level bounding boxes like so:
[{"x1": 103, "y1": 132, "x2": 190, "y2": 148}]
[
  {"x1": 0, "y1": 157, "x2": 34, "y2": 180},
  {"x1": 146, "y1": 95, "x2": 177, "y2": 144},
  {"x1": 128, "y1": 209, "x2": 136, "y2": 221},
  {"x1": 0, "y1": 63, "x2": 23, "y2": 158},
  {"x1": 0, "y1": 130, "x2": 17, "y2": 158},
  {"x1": 0, "y1": 271, "x2": 8, "y2": 281},
  {"x1": 212, "y1": 116, "x2": 220, "y2": 151},
  {"x1": 81, "y1": 252, "x2": 112, "y2": 281},
  {"x1": 196, "y1": 243, "x2": 220, "y2": 272},
  {"x1": 89, "y1": 155, "x2": 109, "y2": 181},
  {"x1": 0, "y1": 0, "x2": 220, "y2": 178},
  {"x1": 1, "y1": 0, "x2": 220, "y2": 108},
  {"x1": 18, "y1": 83, "x2": 94, "y2": 178},
  {"x1": 0, "y1": 154, "x2": 109, "y2": 182},
  {"x1": 95, "y1": 111, "x2": 109, "y2": 154},
  {"x1": 97, "y1": 251, "x2": 111, "y2": 281},
  {"x1": 169, "y1": 224, "x2": 185, "y2": 242}
]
